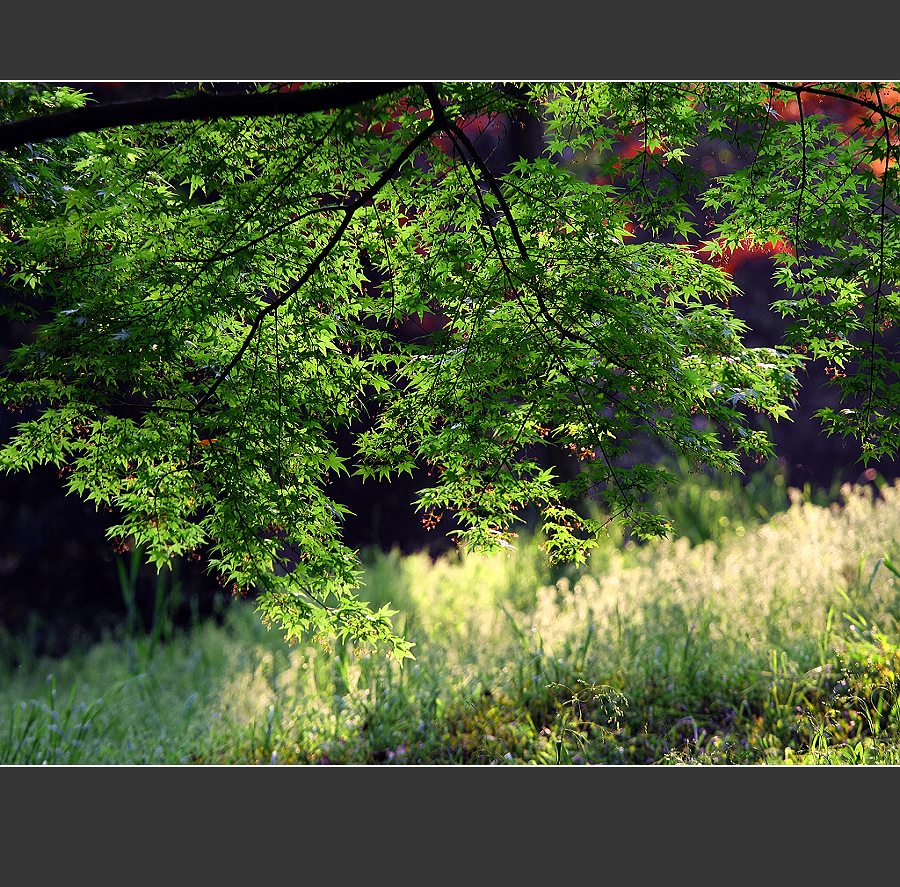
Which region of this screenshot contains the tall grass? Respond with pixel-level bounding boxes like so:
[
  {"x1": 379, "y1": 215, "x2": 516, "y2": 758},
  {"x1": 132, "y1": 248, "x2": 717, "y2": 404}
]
[{"x1": 2, "y1": 473, "x2": 899, "y2": 764}]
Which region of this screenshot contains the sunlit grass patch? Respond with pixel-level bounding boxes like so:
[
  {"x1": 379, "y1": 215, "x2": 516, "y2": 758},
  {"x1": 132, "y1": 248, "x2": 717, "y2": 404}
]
[{"x1": 2, "y1": 477, "x2": 900, "y2": 764}]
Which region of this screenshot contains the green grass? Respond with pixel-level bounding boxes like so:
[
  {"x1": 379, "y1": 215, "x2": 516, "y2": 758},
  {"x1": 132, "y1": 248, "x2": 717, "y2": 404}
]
[{"x1": 2, "y1": 471, "x2": 900, "y2": 764}]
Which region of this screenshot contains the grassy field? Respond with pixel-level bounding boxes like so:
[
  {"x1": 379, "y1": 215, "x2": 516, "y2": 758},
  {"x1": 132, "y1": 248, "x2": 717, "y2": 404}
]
[{"x1": 2, "y1": 468, "x2": 900, "y2": 765}]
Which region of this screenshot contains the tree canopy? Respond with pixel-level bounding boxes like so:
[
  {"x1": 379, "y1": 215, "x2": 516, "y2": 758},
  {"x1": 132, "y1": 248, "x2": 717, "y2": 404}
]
[{"x1": 1, "y1": 81, "x2": 898, "y2": 659}]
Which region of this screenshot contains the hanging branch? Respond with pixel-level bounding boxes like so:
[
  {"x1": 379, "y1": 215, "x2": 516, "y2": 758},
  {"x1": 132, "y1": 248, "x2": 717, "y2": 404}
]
[
  {"x1": 767, "y1": 82, "x2": 900, "y2": 127},
  {"x1": 421, "y1": 83, "x2": 592, "y2": 350},
  {"x1": 193, "y1": 118, "x2": 441, "y2": 411}
]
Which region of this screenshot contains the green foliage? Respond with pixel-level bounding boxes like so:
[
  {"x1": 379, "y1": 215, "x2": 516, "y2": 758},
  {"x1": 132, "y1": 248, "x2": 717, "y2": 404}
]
[{"x1": 1, "y1": 81, "x2": 899, "y2": 652}]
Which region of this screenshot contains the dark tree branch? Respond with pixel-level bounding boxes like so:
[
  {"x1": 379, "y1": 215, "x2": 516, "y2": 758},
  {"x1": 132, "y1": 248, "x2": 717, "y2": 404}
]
[
  {"x1": 0, "y1": 82, "x2": 410, "y2": 151},
  {"x1": 420, "y1": 83, "x2": 593, "y2": 350},
  {"x1": 193, "y1": 118, "x2": 441, "y2": 411},
  {"x1": 767, "y1": 82, "x2": 900, "y2": 127},
  {"x1": 428, "y1": 102, "x2": 643, "y2": 520}
]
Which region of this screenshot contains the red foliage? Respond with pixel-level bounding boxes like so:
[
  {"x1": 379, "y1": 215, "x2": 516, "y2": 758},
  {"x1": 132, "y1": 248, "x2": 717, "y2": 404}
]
[
  {"x1": 430, "y1": 112, "x2": 505, "y2": 154},
  {"x1": 700, "y1": 236, "x2": 795, "y2": 276}
]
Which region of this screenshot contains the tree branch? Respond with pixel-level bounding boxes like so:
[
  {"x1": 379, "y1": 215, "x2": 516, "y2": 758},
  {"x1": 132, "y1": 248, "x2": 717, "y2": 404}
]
[
  {"x1": 193, "y1": 118, "x2": 441, "y2": 411},
  {"x1": 766, "y1": 82, "x2": 900, "y2": 127},
  {"x1": 421, "y1": 83, "x2": 593, "y2": 350},
  {"x1": 0, "y1": 82, "x2": 410, "y2": 151}
]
